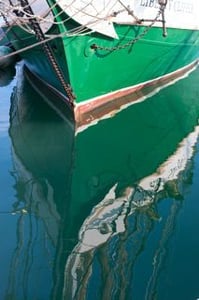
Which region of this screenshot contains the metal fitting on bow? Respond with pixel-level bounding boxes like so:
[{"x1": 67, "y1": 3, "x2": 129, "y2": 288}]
[{"x1": 158, "y1": 0, "x2": 167, "y2": 5}]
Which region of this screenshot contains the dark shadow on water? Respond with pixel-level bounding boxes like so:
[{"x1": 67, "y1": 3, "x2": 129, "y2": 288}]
[
  {"x1": 0, "y1": 66, "x2": 16, "y2": 87},
  {"x1": 8, "y1": 70, "x2": 75, "y2": 299}
]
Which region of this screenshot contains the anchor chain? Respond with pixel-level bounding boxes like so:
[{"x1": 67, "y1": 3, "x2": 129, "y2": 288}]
[
  {"x1": 91, "y1": 2, "x2": 167, "y2": 52},
  {"x1": 18, "y1": 0, "x2": 75, "y2": 106}
]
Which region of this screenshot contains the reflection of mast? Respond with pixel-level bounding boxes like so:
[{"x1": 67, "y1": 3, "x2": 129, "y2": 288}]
[
  {"x1": 62, "y1": 187, "x2": 160, "y2": 300},
  {"x1": 145, "y1": 199, "x2": 182, "y2": 300},
  {"x1": 5, "y1": 214, "x2": 27, "y2": 300},
  {"x1": 144, "y1": 151, "x2": 196, "y2": 300},
  {"x1": 5, "y1": 146, "x2": 63, "y2": 300},
  {"x1": 97, "y1": 210, "x2": 156, "y2": 300}
]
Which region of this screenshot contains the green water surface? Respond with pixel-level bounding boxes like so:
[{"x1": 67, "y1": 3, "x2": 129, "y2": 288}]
[{"x1": 0, "y1": 65, "x2": 199, "y2": 300}]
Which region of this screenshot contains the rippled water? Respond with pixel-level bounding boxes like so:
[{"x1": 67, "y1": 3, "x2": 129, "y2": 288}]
[{"x1": 0, "y1": 64, "x2": 199, "y2": 300}]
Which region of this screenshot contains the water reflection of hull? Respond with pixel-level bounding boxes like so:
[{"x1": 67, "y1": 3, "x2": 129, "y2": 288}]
[
  {"x1": 8, "y1": 71, "x2": 75, "y2": 299},
  {"x1": 9, "y1": 68, "x2": 74, "y2": 197},
  {"x1": 70, "y1": 126, "x2": 199, "y2": 253},
  {"x1": 7, "y1": 66, "x2": 199, "y2": 299},
  {"x1": 63, "y1": 125, "x2": 199, "y2": 299},
  {"x1": 62, "y1": 68, "x2": 199, "y2": 299},
  {"x1": 69, "y1": 67, "x2": 199, "y2": 226}
]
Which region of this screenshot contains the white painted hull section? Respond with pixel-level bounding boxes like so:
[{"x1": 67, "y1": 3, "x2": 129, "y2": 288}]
[
  {"x1": 60, "y1": 0, "x2": 199, "y2": 38},
  {"x1": 1, "y1": 0, "x2": 199, "y2": 38}
]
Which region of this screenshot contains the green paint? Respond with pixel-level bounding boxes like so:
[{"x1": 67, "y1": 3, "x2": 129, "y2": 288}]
[
  {"x1": 1, "y1": 13, "x2": 199, "y2": 104},
  {"x1": 63, "y1": 26, "x2": 199, "y2": 102},
  {"x1": 69, "y1": 67, "x2": 199, "y2": 214},
  {"x1": 1, "y1": 57, "x2": 199, "y2": 300}
]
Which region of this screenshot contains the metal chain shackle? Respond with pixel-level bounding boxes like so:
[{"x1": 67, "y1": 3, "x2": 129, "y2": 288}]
[{"x1": 91, "y1": 9, "x2": 162, "y2": 52}]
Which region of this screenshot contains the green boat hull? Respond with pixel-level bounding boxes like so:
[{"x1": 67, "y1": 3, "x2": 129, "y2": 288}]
[
  {"x1": 2, "y1": 12, "x2": 199, "y2": 124},
  {"x1": 63, "y1": 26, "x2": 199, "y2": 102}
]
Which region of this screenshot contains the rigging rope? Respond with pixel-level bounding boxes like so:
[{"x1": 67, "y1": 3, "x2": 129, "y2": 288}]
[
  {"x1": 0, "y1": 0, "x2": 169, "y2": 103},
  {"x1": 17, "y1": 0, "x2": 75, "y2": 106}
]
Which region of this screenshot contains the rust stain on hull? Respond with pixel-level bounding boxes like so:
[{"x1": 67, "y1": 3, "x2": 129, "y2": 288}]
[{"x1": 75, "y1": 60, "x2": 199, "y2": 130}]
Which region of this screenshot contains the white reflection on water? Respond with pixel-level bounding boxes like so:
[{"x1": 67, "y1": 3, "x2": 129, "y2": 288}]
[{"x1": 0, "y1": 67, "x2": 16, "y2": 134}]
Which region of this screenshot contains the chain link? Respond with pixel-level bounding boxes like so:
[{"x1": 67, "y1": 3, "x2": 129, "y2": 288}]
[{"x1": 91, "y1": 5, "x2": 166, "y2": 52}]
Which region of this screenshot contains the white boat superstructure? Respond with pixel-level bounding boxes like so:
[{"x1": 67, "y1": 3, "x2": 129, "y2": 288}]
[
  {"x1": 1, "y1": 0, "x2": 199, "y2": 39},
  {"x1": 58, "y1": 0, "x2": 199, "y2": 38}
]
